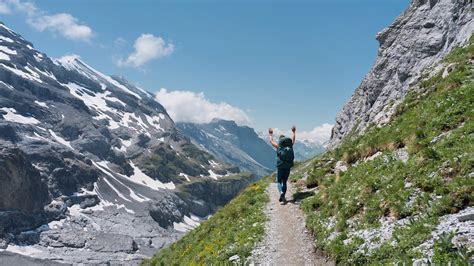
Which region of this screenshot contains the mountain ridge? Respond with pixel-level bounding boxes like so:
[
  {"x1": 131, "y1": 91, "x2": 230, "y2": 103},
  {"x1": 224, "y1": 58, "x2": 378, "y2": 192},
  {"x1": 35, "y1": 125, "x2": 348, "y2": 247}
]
[{"x1": 177, "y1": 119, "x2": 275, "y2": 177}]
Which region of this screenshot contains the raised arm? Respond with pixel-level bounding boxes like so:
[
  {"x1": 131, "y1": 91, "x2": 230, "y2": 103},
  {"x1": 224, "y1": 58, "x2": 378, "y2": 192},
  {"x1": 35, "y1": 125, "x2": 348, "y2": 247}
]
[
  {"x1": 268, "y1": 128, "x2": 278, "y2": 149},
  {"x1": 291, "y1": 125, "x2": 296, "y2": 145}
]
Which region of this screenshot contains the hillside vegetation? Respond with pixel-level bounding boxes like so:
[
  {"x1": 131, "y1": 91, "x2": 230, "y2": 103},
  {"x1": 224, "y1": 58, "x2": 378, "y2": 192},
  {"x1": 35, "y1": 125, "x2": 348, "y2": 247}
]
[
  {"x1": 144, "y1": 177, "x2": 270, "y2": 265},
  {"x1": 295, "y1": 37, "x2": 473, "y2": 264}
]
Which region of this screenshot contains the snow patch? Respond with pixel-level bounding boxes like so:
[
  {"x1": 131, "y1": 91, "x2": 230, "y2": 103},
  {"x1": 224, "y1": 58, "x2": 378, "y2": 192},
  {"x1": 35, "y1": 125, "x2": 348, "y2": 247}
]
[
  {"x1": 56, "y1": 55, "x2": 142, "y2": 99},
  {"x1": 1, "y1": 64, "x2": 43, "y2": 83},
  {"x1": 144, "y1": 114, "x2": 164, "y2": 131},
  {"x1": 47, "y1": 219, "x2": 66, "y2": 230},
  {"x1": 34, "y1": 100, "x2": 48, "y2": 108},
  {"x1": 63, "y1": 82, "x2": 127, "y2": 130},
  {"x1": 5, "y1": 245, "x2": 43, "y2": 256},
  {"x1": 0, "y1": 51, "x2": 10, "y2": 61},
  {"x1": 129, "y1": 161, "x2": 175, "y2": 190},
  {"x1": 0, "y1": 36, "x2": 14, "y2": 43},
  {"x1": 208, "y1": 170, "x2": 222, "y2": 180},
  {"x1": 0, "y1": 45, "x2": 17, "y2": 55},
  {"x1": 48, "y1": 129, "x2": 73, "y2": 149},
  {"x1": 179, "y1": 173, "x2": 191, "y2": 181},
  {"x1": 0, "y1": 81, "x2": 14, "y2": 90},
  {"x1": 0, "y1": 107, "x2": 40, "y2": 124},
  {"x1": 93, "y1": 161, "x2": 151, "y2": 203},
  {"x1": 92, "y1": 161, "x2": 132, "y2": 203},
  {"x1": 120, "y1": 138, "x2": 132, "y2": 148},
  {"x1": 173, "y1": 214, "x2": 201, "y2": 233}
]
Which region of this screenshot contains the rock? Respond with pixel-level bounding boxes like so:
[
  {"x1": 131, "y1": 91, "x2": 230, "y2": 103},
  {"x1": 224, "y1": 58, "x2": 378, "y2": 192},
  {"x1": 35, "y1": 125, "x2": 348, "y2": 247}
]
[
  {"x1": 404, "y1": 182, "x2": 413, "y2": 188},
  {"x1": 16, "y1": 230, "x2": 40, "y2": 244},
  {"x1": 393, "y1": 148, "x2": 409, "y2": 163},
  {"x1": 40, "y1": 230, "x2": 87, "y2": 248},
  {"x1": 334, "y1": 161, "x2": 348, "y2": 173},
  {"x1": 43, "y1": 200, "x2": 67, "y2": 218},
  {"x1": 413, "y1": 258, "x2": 430, "y2": 266},
  {"x1": 442, "y1": 63, "x2": 456, "y2": 78},
  {"x1": 330, "y1": 0, "x2": 473, "y2": 147},
  {"x1": 87, "y1": 233, "x2": 136, "y2": 253},
  {"x1": 0, "y1": 233, "x2": 11, "y2": 249},
  {"x1": 0, "y1": 144, "x2": 49, "y2": 212},
  {"x1": 457, "y1": 213, "x2": 474, "y2": 222},
  {"x1": 364, "y1": 151, "x2": 382, "y2": 162},
  {"x1": 229, "y1": 255, "x2": 240, "y2": 261},
  {"x1": 79, "y1": 196, "x2": 99, "y2": 209},
  {"x1": 0, "y1": 211, "x2": 48, "y2": 236},
  {"x1": 148, "y1": 194, "x2": 189, "y2": 228}
]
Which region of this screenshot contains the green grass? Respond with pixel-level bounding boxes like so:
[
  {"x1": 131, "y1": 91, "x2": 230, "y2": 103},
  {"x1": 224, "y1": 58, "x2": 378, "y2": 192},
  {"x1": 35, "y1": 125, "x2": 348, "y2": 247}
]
[
  {"x1": 143, "y1": 176, "x2": 270, "y2": 265},
  {"x1": 299, "y1": 36, "x2": 473, "y2": 264}
]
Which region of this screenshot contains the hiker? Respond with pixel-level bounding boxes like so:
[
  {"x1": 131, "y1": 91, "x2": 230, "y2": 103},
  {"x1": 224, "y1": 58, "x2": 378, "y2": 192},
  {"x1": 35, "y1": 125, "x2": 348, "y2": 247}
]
[{"x1": 268, "y1": 126, "x2": 295, "y2": 203}]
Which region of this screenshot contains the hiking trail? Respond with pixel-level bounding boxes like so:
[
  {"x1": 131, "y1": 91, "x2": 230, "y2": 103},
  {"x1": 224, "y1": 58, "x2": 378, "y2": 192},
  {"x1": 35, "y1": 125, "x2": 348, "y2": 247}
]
[{"x1": 250, "y1": 180, "x2": 334, "y2": 265}]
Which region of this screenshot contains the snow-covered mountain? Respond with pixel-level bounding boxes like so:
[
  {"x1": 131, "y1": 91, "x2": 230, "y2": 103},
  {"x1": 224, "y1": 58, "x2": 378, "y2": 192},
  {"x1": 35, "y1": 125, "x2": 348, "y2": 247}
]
[
  {"x1": 0, "y1": 22, "x2": 254, "y2": 264},
  {"x1": 177, "y1": 119, "x2": 275, "y2": 177}
]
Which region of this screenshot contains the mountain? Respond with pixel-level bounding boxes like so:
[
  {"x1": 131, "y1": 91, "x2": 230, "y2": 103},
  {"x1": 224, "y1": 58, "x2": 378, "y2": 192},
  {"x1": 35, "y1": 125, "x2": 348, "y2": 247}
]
[
  {"x1": 177, "y1": 119, "x2": 275, "y2": 177},
  {"x1": 330, "y1": 0, "x2": 473, "y2": 147},
  {"x1": 0, "y1": 22, "x2": 254, "y2": 264}
]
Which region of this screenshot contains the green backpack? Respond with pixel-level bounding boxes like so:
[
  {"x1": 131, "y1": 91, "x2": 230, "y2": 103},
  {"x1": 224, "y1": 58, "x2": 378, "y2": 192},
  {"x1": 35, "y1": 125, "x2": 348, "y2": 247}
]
[{"x1": 277, "y1": 137, "x2": 294, "y2": 169}]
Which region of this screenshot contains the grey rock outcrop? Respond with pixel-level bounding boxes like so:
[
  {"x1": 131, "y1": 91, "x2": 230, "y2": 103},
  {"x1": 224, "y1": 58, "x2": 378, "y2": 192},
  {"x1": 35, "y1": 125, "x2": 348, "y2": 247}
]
[
  {"x1": 0, "y1": 143, "x2": 49, "y2": 212},
  {"x1": 330, "y1": 0, "x2": 473, "y2": 147}
]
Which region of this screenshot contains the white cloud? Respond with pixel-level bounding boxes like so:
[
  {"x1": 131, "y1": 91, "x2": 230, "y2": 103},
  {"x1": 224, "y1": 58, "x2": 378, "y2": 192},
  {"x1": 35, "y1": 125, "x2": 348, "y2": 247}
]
[
  {"x1": 155, "y1": 88, "x2": 251, "y2": 125},
  {"x1": 0, "y1": 2, "x2": 11, "y2": 14},
  {"x1": 117, "y1": 34, "x2": 174, "y2": 67},
  {"x1": 29, "y1": 13, "x2": 93, "y2": 41},
  {"x1": 298, "y1": 123, "x2": 333, "y2": 144},
  {"x1": 1, "y1": 0, "x2": 93, "y2": 42},
  {"x1": 271, "y1": 123, "x2": 333, "y2": 144},
  {"x1": 0, "y1": 0, "x2": 37, "y2": 16},
  {"x1": 113, "y1": 37, "x2": 127, "y2": 48}
]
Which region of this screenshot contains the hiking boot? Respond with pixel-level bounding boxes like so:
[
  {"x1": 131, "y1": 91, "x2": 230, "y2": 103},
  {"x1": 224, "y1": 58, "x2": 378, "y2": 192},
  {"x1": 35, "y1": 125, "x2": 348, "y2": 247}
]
[{"x1": 279, "y1": 193, "x2": 284, "y2": 202}]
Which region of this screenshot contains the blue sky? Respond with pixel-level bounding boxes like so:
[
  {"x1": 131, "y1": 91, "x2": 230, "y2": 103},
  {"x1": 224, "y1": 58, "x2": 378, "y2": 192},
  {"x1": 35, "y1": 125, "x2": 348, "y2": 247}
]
[{"x1": 0, "y1": 0, "x2": 409, "y2": 142}]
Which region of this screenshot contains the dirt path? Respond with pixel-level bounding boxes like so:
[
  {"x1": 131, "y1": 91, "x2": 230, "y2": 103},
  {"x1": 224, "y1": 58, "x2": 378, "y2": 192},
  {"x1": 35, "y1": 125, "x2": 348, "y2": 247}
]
[{"x1": 250, "y1": 181, "x2": 334, "y2": 265}]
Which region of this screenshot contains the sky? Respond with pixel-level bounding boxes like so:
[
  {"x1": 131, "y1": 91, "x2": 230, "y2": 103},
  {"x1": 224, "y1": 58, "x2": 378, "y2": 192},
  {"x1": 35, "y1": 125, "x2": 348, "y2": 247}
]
[{"x1": 0, "y1": 0, "x2": 409, "y2": 143}]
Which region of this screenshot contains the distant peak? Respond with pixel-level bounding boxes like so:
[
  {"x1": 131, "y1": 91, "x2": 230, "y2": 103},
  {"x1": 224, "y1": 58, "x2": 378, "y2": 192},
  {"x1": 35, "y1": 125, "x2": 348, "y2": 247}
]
[
  {"x1": 57, "y1": 54, "x2": 81, "y2": 62},
  {"x1": 210, "y1": 118, "x2": 237, "y2": 125}
]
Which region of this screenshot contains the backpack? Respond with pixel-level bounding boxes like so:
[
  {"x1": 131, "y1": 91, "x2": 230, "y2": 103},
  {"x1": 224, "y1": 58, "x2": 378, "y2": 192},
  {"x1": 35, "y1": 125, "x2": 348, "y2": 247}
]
[{"x1": 277, "y1": 137, "x2": 294, "y2": 169}]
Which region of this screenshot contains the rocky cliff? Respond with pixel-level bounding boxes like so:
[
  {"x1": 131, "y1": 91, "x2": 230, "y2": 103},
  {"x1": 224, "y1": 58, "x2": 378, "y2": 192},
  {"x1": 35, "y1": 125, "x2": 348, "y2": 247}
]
[{"x1": 330, "y1": 0, "x2": 473, "y2": 147}]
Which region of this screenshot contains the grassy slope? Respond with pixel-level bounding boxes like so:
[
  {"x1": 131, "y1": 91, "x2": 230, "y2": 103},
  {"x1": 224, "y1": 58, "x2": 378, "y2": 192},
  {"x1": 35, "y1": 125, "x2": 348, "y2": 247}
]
[
  {"x1": 297, "y1": 37, "x2": 473, "y2": 264},
  {"x1": 144, "y1": 177, "x2": 270, "y2": 265}
]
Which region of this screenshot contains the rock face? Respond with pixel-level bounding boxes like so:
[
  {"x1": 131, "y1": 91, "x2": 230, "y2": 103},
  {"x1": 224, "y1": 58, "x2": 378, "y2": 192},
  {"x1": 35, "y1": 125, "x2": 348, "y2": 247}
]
[
  {"x1": 330, "y1": 0, "x2": 473, "y2": 147},
  {"x1": 0, "y1": 22, "x2": 253, "y2": 263},
  {"x1": 0, "y1": 143, "x2": 49, "y2": 212},
  {"x1": 177, "y1": 119, "x2": 276, "y2": 176}
]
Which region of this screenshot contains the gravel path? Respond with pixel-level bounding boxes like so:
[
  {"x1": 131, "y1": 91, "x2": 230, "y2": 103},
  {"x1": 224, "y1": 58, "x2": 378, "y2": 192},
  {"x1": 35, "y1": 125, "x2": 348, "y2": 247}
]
[{"x1": 250, "y1": 181, "x2": 334, "y2": 265}]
